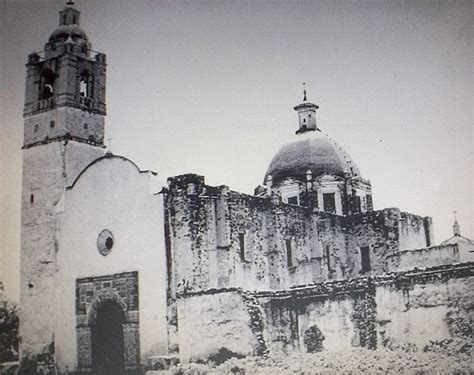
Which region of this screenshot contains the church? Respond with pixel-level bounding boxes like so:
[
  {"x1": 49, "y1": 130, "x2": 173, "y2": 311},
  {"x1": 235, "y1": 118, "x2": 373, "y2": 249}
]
[{"x1": 19, "y1": 3, "x2": 474, "y2": 374}]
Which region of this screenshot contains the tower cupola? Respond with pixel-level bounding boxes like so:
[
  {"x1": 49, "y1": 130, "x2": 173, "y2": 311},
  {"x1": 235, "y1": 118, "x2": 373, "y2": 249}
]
[
  {"x1": 46, "y1": 1, "x2": 90, "y2": 57},
  {"x1": 23, "y1": 1, "x2": 107, "y2": 148},
  {"x1": 59, "y1": 1, "x2": 81, "y2": 26},
  {"x1": 294, "y1": 83, "x2": 319, "y2": 134}
]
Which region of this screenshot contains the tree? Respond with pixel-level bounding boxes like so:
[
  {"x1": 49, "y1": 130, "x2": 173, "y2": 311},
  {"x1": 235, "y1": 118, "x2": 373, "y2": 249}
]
[{"x1": 0, "y1": 291, "x2": 19, "y2": 363}]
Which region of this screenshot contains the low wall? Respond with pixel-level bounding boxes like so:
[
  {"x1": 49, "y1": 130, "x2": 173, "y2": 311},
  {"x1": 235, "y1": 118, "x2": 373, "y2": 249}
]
[
  {"x1": 258, "y1": 263, "x2": 473, "y2": 355},
  {"x1": 375, "y1": 265, "x2": 474, "y2": 348},
  {"x1": 176, "y1": 289, "x2": 265, "y2": 363},
  {"x1": 257, "y1": 279, "x2": 376, "y2": 355},
  {"x1": 386, "y1": 244, "x2": 460, "y2": 272},
  {"x1": 175, "y1": 263, "x2": 474, "y2": 361}
]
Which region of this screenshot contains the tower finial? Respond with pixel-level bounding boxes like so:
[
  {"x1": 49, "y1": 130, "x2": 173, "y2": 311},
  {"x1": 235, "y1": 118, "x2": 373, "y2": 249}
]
[
  {"x1": 302, "y1": 82, "x2": 307, "y2": 102},
  {"x1": 66, "y1": 0, "x2": 75, "y2": 6},
  {"x1": 453, "y1": 210, "x2": 461, "y2": 236}
]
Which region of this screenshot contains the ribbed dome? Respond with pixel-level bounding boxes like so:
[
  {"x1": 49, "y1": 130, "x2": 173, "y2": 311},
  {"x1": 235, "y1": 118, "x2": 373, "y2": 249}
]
[
  {"x1": 264, "y1": 133, "x2": 360, "y2": 184},
  {"x1": 49, "y1": 24, "x2": 88, "y2": 44}
]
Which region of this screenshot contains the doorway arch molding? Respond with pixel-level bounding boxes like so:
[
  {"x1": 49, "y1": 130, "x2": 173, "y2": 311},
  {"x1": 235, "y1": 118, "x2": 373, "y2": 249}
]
[
  {"x1": 86, "y1": 290, "x2": 130, "y2": 325},
  {"x1": 75, "y1": 271, "x2": 140, "y2": 373}
]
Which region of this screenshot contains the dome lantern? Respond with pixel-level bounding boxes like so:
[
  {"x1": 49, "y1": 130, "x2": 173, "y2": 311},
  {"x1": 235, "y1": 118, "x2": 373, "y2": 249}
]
[
  {"x1": 294, "y1": 83, "x2": 319, "y2": 134},
  {"x1": 59, "y1": 1, "x2": 80, "y2": 27}
]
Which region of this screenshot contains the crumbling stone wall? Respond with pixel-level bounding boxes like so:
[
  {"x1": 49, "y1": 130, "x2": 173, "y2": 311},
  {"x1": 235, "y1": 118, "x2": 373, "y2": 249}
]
[
  {"x1": 257, "y1": 279, "x2": 376, "y2": 355},
  {"x1": 253, "y1": 263, "x2": 474, "y2": 357},
  {"x1": 343, "y1": 208, "x2": 432, "y2": 276},
  {"x1": 386, "y1": 244, "x2": 460, "y2": 272},
  {"x1": 166, "y1": 175, "x2": 434, "y2": 296},
  {"x1": 176, "y1": 289, "x2": 265, "y2": 363},
  {"x1": 375, "y1": 263, "x2": 474, "y2": 348},
  {"x1": 397, "y1": 212, "x2": 432, "y2": 251},
  {"x1": 166, "y1": 175, "x2": 348, "y2": 293},
  {"x1": 172, "y1": 264, "x2": 473, "y2": 361}
]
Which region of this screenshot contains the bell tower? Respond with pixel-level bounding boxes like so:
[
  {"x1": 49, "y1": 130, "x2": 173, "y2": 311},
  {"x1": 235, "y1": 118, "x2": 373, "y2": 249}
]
[
  {"x1": 20, "y1": 1, "x2": 106, "y2": 364},
  {"x1": 23, "y1": 1, "x2": 106, "y2": 146}
]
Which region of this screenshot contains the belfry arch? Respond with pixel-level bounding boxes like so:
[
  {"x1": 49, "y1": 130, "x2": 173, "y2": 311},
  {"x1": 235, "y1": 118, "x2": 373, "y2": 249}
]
[
  {"x1": 79, "y1": 69, "x2": 93, "y2": 99},
  {"x1": 39, "y1": 68, "x2": 55, "y2": 100},
  {"x1": 75, "y1": 272, "x2": 140, "y2": 373}
]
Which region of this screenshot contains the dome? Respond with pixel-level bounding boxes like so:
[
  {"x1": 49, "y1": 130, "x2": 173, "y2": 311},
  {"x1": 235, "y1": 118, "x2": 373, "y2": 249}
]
[
  {"x1": 441, "y1": 235, "x2": 473, "y2": 246},
  {"x1": 264, "y1": 133, "x2": 360, "y2": 184},
  {"x1": 49, "y1": 24, "x2": 88, "y2": 44}
]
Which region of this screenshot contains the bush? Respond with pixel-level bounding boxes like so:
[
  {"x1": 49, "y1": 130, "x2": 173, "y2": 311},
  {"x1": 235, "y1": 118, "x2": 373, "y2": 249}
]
[{"x1": 0, "y1": 295, "x2": 19, "y2": 363}]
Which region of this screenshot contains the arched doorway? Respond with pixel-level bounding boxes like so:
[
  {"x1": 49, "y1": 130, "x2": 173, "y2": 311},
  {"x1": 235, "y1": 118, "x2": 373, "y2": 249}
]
[
  {"x1": 91, "y1": 300, "x2": 126, "y2": 375},
  {"x1": 76, "y1": 272, "x2": 140, "y2": 373}
]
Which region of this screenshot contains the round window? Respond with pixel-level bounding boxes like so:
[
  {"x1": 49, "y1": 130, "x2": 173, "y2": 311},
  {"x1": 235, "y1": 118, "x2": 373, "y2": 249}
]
[{"x1": 97, "y1": 229, "x2": 114, "y2": 256}]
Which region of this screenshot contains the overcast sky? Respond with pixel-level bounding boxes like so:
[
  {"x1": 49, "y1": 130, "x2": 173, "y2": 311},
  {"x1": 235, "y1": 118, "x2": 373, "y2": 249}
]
[{"x1": 1, "y1": 0, "x2": 472, "y2": 300}]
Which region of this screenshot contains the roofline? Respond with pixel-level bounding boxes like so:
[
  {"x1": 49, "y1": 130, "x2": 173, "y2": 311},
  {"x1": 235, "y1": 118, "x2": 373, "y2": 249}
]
[{"x1": 67, "y1": 153, "x2": 155, "y2": 190}]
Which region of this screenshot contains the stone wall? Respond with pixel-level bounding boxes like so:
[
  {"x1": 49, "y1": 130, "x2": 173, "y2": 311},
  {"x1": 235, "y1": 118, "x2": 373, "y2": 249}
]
[
  {"x1": 24, "y1": 107, "x2": 105, "y2": 148},
  {"x1": 375, "y1": 263, "x2": 474, "y2": 348},
  {"x1": 19, "y1": 141, "x2": 103, "y2": 363},
  {"x1": 166, "y1": 175, "x2": 433, "y2": 295},
  {"x1": 386, "y1": 244, "x2": 460, "y2": 272},
  {"x1": 458, "y1": 241, "x2": 474, "y2": 263},
  {"x1": 174, "y1": 263, "x2": 473, "y2": 361},
  {"x1": 257, "y1": 280, "x2": 376, "y2": 355},
  {"x1": 176, "y1": 289, "x2": 263, "y2": 363},
  {"x1": 344, "y1": 208, "x2": 432, "y2": 276}
]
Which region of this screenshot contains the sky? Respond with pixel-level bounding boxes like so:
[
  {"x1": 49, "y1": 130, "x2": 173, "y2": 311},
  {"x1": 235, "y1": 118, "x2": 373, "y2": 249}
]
[{"x1": 0, "y1": 0, "x2": 472, "y2": 300}]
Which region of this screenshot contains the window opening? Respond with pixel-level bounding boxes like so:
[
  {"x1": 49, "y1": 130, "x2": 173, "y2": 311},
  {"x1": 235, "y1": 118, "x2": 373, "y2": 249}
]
[
  {"x1": 287, "y1": 196, "x2": 298, "y2": 205},
  {"x1": 286, "y1": 239, "x2": 293, "y2": 267},
  {"x1": 50, "y1": 121, "x2": 55, "y2": 128},
  {"x1": 80, "y1": 79, "x2": 88, "y2": 97},
  {"x1": 354, "y1": 195, "x2": 361, "y2": 213},
  {"x1": 39, "y1": 69, "x2": 55, "y2": 99},
  {"x1": 325, "y1": 245, "x2": 331, "y2": 271},
  {"x1": 323, "y1": 193, "x2": 336, "y2": 213},
  {"x1": 80, "y1": 71, "x2": 93, "y2": 99},
  {"x1": 360, "y1": 246, "x2": 371, "y2": 273},
  {"x1": 30, "y1": 194, "x2": 34, "y2": 204},
  {"x1": 239, "y1": 233, "x2": 245, "y2": 262},
  {"x1": 34, "y1": 124, "x2": 39, "y2": 133}
]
